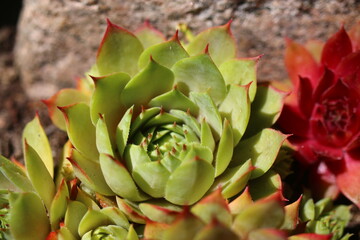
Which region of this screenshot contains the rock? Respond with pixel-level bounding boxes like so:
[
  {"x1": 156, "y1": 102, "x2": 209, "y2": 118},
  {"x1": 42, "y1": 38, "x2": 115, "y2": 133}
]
[{"x1": 15, "y1": 0, "x2": 360, "y2": 99}]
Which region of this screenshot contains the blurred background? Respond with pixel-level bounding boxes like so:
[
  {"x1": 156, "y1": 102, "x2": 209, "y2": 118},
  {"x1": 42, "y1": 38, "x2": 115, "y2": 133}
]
[{"x1": 0, "y1": 0, "x2": 360, "y2": 159}]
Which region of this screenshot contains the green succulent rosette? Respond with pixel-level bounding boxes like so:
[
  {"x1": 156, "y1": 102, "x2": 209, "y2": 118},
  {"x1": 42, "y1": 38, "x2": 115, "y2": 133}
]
[{"x1": 43, "y1": 20, "x2": 288, "y2": 208}]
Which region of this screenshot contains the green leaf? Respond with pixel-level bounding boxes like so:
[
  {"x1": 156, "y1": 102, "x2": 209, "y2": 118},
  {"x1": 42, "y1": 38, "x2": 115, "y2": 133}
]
[
  {"x1": 232, "y1": 193, "x2": 285, "y2": 238},
  {"x1": 163, "y1": 210, "x2": 205, "y2": 240},
  {"x1": 121, "y1": 58, "x2": 174, "y2": 108},
  {"x1": 170, "y1": 109, "x2": 201, "y2": 137},
  {"x1": 116, "y1": 197, "x2": 146, "y2": 224},
  {"x1": 214, "y1": 119, "x2": 233, "y2": 177},
  {"x1": 126, "y1": 224, "x2": 140, "y2": 240},
  {"x1": 124, "y1": 144, "x2": 152, "y2": 172},
  {"x1": 149, "y1": 87, "x2": 199, "y2": 116},
  {"x1": 211, "y1": 158, "x2": 253, "y2": 199},
  {"x1": 99, "y1": 153, "x2": 149, "y2": 202},
  {"x1": 100, "y1": 207, "x2": 130, "y2": 229},
  {"x1": 116, "y1": 106, "x2": 134, "y2": 157},
  {"x1": 249, "y1": 170, "x2": 283, "y2": 200},
  {"x1": 139, "y1": 200, "x2": 182, "y2": 223},
  {"x1": 43, "y1": 88, "x2": 90, "y2": 131},
  {"x1": 138, "y1": 31, "x2": 189, "y2": 69},
  {"x1": 96, "y1": 19, "x2": 144, "y2": 76},
  {"x1": 59, "y1": 103, "x2": 99, "y2": 160},
  {"x1": 134, "y1": 21, "x2": 165, "y2": 49},
  {"x1": 232, "y1": 128, "x2": 287, "y2": 179},
  {"x1": 228, "y1": 187, "x2": 253, "y2": 215},
  {"x1": 22, "y1": 115, "x2": 54, "y2": 177},
  {"x1": 90, "y1": 72, "x2": 131, "y2": 137},
  {"x1": 133, "y1": 161, "x2": 171, "y2": 198},
  {"x1": 186, "y1": 21, "x2": 236, "y2": 66},
  {"x1": 129, "y1": 107, "x2": 160, "y2": 138},
  {"x1": 78, "y1": 209, "x2": 114, "y2": 237},
  {"x1": 64, "y1": 201, "x2": 88, "y2": 238},
  {"x1": 281, "y1": 196, "x2": 302, "y2": 230},
  {"x1": 219, "y1": 84, "x2": 251, "y2": 146},
  {"x1": 24, "y1": 140, "x2": 55, "y2": 210},
  {"x1": 9, "y1": 192, "x2": 50, "y2": 240},
  {"x1": 50, "y1": 179, "x2": 69, "y2": 230},
  {"x1": 181, "y1": 144, "x2": 213, "y2": 164},
  {"x1": 219, "y1": 57, "x2": 259, "y2": 101},
  {"x1": 190, "y1": 92, "x2": 223, "y2": 140},
  {"x1": 244, "y1": 85, "x2": 288, "y2": 137},
  {"x1": 194, "y1": 220, "x2": 239, "y2": 240},
  {"x1": 57, "y1": 226, "x2": 78, "y2": 240},
  {"x1": 96, "y1": 116, "x2": 114, "y2": 156},
  {"x1": 0, "y1": 156, "x2": 34, "y2": 192},
  {"x1": 68, "y1": 149, "x2": 114, "y2": 196},
  {"x1": 165, "y1": 157, "x2": 215, "y2": 205},
  {"x1": 172, "y1": 53, "x2": 227, "y2": 105},
  {"x1": 200, "y1": 119, "x2": 215, "y2": 152}
]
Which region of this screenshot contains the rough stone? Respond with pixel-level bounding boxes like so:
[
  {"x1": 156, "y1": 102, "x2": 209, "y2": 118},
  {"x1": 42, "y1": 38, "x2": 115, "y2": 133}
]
[{"x1": 15, "y1": 0, "x2": 360, "y2": 99}]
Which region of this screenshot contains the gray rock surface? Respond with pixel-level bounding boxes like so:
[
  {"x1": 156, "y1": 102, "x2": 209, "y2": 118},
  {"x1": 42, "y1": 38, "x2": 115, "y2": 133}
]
[{"x1": 15, "y1": 0, "x2": 360, "y2": 99}]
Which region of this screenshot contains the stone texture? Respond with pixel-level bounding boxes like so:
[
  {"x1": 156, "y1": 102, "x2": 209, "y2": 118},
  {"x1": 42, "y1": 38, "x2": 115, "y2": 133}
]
[{"x1": 15, "y1": 0, "x2": 360, "y2": 99}]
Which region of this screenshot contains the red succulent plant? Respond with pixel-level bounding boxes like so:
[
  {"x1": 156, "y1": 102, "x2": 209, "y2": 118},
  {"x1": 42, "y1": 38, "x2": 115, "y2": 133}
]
[{"x1": 278, "y1": 22, "x2": 360, "y2": 207}]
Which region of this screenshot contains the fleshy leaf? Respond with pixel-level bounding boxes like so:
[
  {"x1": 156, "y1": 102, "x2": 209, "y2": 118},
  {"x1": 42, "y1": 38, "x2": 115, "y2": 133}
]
[
  {"x1": 321, "y1": 27, "x2": 352, "y2": 70},
  {"x1": 78, "y1": 209, "x2": 114, "y2": 237},
  {"x1": 232, "y1": 128, "x2": 287, "y2": 179},
  {"x1": 22, "y1": 114, "x2": 54, "y2": 177},
  {"x1": 138, "y1": 31, "x2": 189, "y2": 69},
  {"x1": 244, "y1": 84, "x2": 288, "y2": 137},
  {"x1": 24, "y1": 140, "x2": 55, "y2": 210},
  {"x1": 116, "y1": 106, "x2": 134, "y2": 157},
  {"x1": 96, "y1": 115, "x2": 114, "y2": 156},
  {"x1": 121, "y1": 58, "x2": 174, "y2": 108},
  {"x1": 116, "y1": 197, "x2": 146, "y2": 224},
  {"x1": 194, "y1": 219, "x2": 239, "y2": 240},
  {"x1": 249, "y1": 170, "x2": 283, "y2": 200},
  {"x1": 169, "y1": 109, "x2": 201, "y2": 137},
  {"x1": 172, "y1": 53, "x2": 227, "y2": 105},
  {"x1": 219, "y1": 84, "x2": 251, "y2": 145},
  {"x1": 124, "y1": 144, "x2": 152, "y2": 172},
  {"x1": 219, "y1": 57, "x2": 259, "y2": 101},
  {"x1": 132, "y1": 161, "x2": 171, "y2": 198},
  {"x1": 68, "y1": 149, "x2": 114, "y2": 196},
  {"x1": 186, "y1": 21, "x2": 236, "y2": 66},
  {"x1": 0, "y1": 156, "x2": 34, "y2": 192},
  {"x1": 200, "y1": 118, "x2": 215, "y2": 152},
  {"x1": 96, "y1": 19, "x2": 144, "y2": 76},
  {"x1": 100, "y1": 207, "x2": 130, "y2": 229},
  {"x1": 228, "y1": 187, "x2": 253, "y2": 215},
  {"x1": 248, "y1": 229, "x2": 287, "y2": 240},
  {"x1": 135, "y1": 21, "x2": 166, "y2": 49},
  {"x1": 9, "y1": 192, "x2": 50, "y2": 240},
  {"x1": 232, "y1": 193, "x2": 285, "y2": 237},
  {"x1": 139, "y1": 200, "x2": 182, "y2": 223},
  {"x1": 90, "y1": 72, "x2": 131, "y2": 137},
  {"x1": 59, "y1": 103, "x2": 99, "y2": 160},
  {"x1": 126, "y1": 225, "x2": 140, "y2": 240},
  {"x1": 190, "y1": 92, "x2": 223, "y2": 140},
  {"x1": 43, "y1": 88, "x2": 90, "y2": 131},
  {"x1": 149, "y1": 87, "x2": 199, "y2": 116},
  {"x1": 214, "y1": 119, "x2": 234, "y2": 177},
  {"x1": 64, "y1": 201, "x2": 88, "y2": 238},
  {"x1": 281, "y1": 196, "x2": 302, "y2": 230},
  {"x1": 165, "y1": 157, "x2": 215, "y2": 205},
  {"x1": 50, "y1": 179, "x2": 69, "y2": 230}
]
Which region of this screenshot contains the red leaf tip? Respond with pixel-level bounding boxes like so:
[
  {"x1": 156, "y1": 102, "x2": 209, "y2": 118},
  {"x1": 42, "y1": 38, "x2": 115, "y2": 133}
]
[
  {"x1": 170, "y1": 30, "x2": 180, "y2": 43},
  {"x1": 204, "y1": 44, "x2": 210, "y2": 55}
]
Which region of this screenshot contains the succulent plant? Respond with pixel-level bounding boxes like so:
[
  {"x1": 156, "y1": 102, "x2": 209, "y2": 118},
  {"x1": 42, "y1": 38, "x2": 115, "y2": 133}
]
[
  {"x1": 43, "y1": 19, "x2": 288, "y2": 207},
  {"x1": 277, "y1": 22, "x2": 360, "y2": 207}
]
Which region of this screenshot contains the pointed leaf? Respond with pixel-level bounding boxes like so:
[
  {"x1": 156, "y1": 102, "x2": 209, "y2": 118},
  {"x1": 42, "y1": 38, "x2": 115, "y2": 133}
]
[
  {"x1": 9, "y1": 192, "x2": 50, "y2": 240},
  {"x1": 43, "y1": 88, "x2": 90, "y2": 131},
  {"x1": 138, "y1": 31, "x2": 189, "y2": 69},
  {"x1": 22, "y1": 115, "x2": 54, "y2": 177},
  {"x1": 59, "y1": 103, "x2": 98, "y2": 160},
  {"x1": 282, "y1": 196, "x2": 302, "y2": 230},
  {"x1": 232, "y1": 129, "x2": 287, "y2": 179},
  {"x1": 139, "y1": 200, "x2": 182, "y2": 223},
  {"x1": 116, "y1": 106, "x2": 134, "y2": 157},
  {"x1": 135, "y1": 21, "x2": 166, "y2": 49},
  {"x1": 121, "y1": 58, "x2": 174, "y2": 108},
  {"x1": 187, "y1": 21, "x2": 236, "y2": 66},
  {"x1": 68, "y1": 149, "x2": 114, "y2": 196},
  {"x1": 124, "y1": 144, "x2": 152, "y2": 172},
  {"x1": 219, "y1": 84, "x2": 250, "y2": 145},
  {"x1": 172, "y1": 53, "x2": 227, "y2": 105},
  {"x1": 78, "y1": 209, "x2": 114, "y2": 237},
  {"x1": 100, "y1": 207, "x2": 130, "y2": 229},
  {"x1": 0, "y1": 156, "x2": 34, "y2": 192},
  {"x1": 149, "y1": 87, "x2": 199, "y2": 116},
  {"x1": 64, "y1": 201, "x2": 88, "y2": 238},
  {"x1": 126, "y1": 224, "x2": 139, "y2": 240},
  {"x1": 190, "y1": 92, "x2": 223, "y2": 140},
  {"x1": 214, "y1": 119, "x2": 233, "y2": 177},
  {"x1": 194, "y1": 219, "x2": 239, "y2": 240},
  {"x1": 228, "y1": 187, "x2": 253, "y2": 215},
  {"x1": 50, "y1": 179, "x2": 69, "y2": 230},
  {"x1": 24, "y1": 140, "x2": 55, "y2": 210},
  {"x1": 219, "y1": 57, "x2": 259, "y2": 101},
  {"x1": 165, "y1": 157, "x2": 215, "y2": 205},
  {"x1": 90, "y1": 72, "x2": 131, "y2": 136},
  {"x1": 200, "y1": 118, "x2": 215, "y2": 152},
  {"x1": 95, "y1": 115, "x2": 114, "y2": 156},
  {"x1": 249, "y1": 170, "x2": 283, "y2": 200},
  {"x1": 170, "y1": 109, "x2": 201, "y2": 137},
  {"x1": 116, "y1": 197, "x2": 146, "y2": 224},
  {"x1": 96, "y1": 19, "x2": 144, "y2": 76}
]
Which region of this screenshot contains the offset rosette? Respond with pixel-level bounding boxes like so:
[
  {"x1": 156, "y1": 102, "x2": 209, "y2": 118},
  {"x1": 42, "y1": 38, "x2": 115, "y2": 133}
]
[{"x1": 43, "y1": 20, "x2": 287, "y2": 207}]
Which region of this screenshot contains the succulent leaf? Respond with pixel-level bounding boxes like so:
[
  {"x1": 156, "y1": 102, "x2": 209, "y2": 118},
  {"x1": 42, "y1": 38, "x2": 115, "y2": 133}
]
[
  {"x1": 64, "y1": 201, "x2": 88, "y2": 238},
  {"x1": 186, "y1": 21, "x2": 236, "y2": 67},
  {"x1": 96, "y1": 19, "x2": 144, "y2": 76},
  {"x1": 134, "y1": 21, "x2": 166, "y2": 49},
  {"x1": 214, "y1": 119, "x2": 234, "y2": 177},
  {"x1": 78, "y1": 208, "x2": 114, "y2": 237},
  {"x1": 22, "y1": 114, "x2": 54, "y2": 177},
  {"x1": 116, "y1": 106, "x2": 134, "y2": 157},
  {"x1": 50, "y1": 179, "x2": 69, "y2": 230}
]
